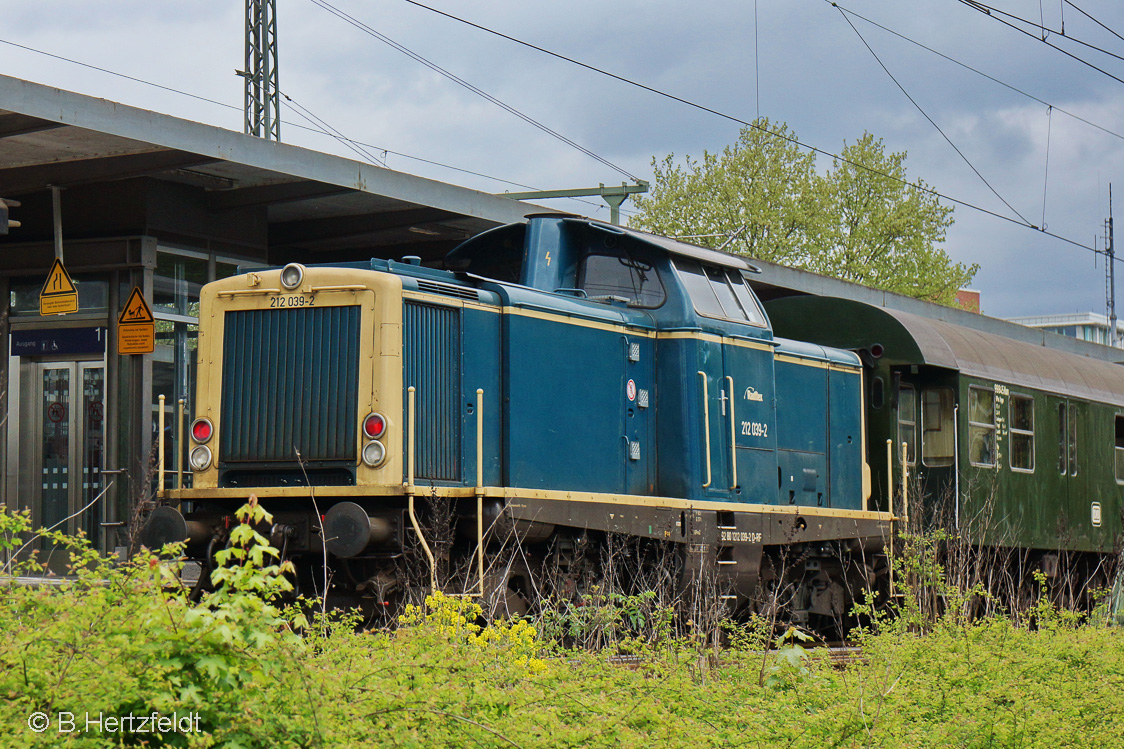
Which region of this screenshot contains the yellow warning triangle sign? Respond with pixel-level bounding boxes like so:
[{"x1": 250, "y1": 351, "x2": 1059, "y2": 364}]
[
  {"x1": 118, "y1": 286, "x2": 155, "y2": 325},
  {"x1": 40, "y1": 258, "x2": 77, "y2": 297}
]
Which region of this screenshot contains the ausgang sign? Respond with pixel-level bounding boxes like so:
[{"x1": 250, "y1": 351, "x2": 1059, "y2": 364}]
[{"x1": 117, "y1": 286, "x2": 155, "y2": 355}]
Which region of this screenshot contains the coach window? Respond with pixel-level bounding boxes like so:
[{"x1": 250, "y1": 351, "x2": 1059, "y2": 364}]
[
  {"x1": 968, "y1": 386, "x2": 996, "y2": 467},
  {"x1": 1115, "y1": 416, "x2": 1124, "y2": 483},
  {"x1": 1009, "y1": 394, "x2": 1034, "y2": 472},
  {"x1": 1068, "y1": 404, "x2": 1079, "y2": 477},
  {"x1": 921, "y1": 388, "x2": 954, "y2": 467},
  {"x1": 579, "y1": 250, "x2": 665, "y2": 307},
  {"x1": 871, "y1": 377, "x2": 885, "y2": 410},
  {"x1": 1057, "y1": 404, "x2": 1068, "y2": 475},
  {"x1": 898, "y1": 385, "x2": 917, "y2": 465}
]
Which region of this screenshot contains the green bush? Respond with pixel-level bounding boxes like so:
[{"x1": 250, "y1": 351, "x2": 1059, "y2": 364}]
[{"x1": 1, "y1": 505, "x2": 1121, "y2": 748}]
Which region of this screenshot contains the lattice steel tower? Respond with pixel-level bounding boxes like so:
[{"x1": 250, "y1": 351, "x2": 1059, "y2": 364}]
[{"x1": 243, "y1": 0, "x2": 280, "y2": 141}]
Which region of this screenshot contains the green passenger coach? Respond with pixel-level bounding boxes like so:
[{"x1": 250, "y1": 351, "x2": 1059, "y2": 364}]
[{"x1": 767, "y1": 295, "x2": 1124, "y2": 562}]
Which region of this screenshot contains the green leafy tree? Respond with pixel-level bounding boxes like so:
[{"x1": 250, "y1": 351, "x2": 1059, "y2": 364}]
[
  {"x1": 813, "y1": 133, "x2": 975, "y2": 304},
  {"x1": 631, "y1": 121, "x2": 977, "y2": 306},
  {"x1": 630, "y1": 119, "x2": 822, "y2": 267}
]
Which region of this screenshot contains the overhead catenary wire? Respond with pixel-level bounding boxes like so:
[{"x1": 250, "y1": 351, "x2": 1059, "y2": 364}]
[
  {"x1": 0, "y1": 10, "x2": 1102, "y2": 255},
  {"x1": 0, "y1": 37, "x2": 631, "y2": 218},
  {"x1": 399, "y1": 0, "x2": 1113, "y2": 260},
  {"x1": 962, "y1": 0, "x2": 1124, "y2": 62},
  {"x1": 1063, "y1": 0, "x2": 1124, "y2": 45},
  {"x1": 306, "y1": 0, "x2": 642, "y2": 183},
  {"x1": 0, "y1": 37, "x2": 640, "y2": 220},
  {"x1": 833, "y1": 2, "x2": 1124, "y2": 144},
  {"x1": 835, "y1": 4, "x2": 1032, "y2": 225},
  {"x1": 956, "y1": 0, "x2": 1124, "y2": 86}
]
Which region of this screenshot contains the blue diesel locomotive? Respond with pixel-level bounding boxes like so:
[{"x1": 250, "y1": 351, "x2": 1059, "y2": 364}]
[{"x1": 148, "y1": 214, "x2": 894, "y2": 619}]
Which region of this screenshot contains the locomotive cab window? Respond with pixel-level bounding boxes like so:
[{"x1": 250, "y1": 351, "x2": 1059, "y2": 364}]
[
  {"x1": 898, "y1": 385, "x2": 917, "y2": 465},
  {"x1": 921, "y1": 387, "x2": 954, "y2": 467},
  {"x1": 673, "y1": 258, "x2": 767, "y2": 326},
  {"x1": 968, "y1": 386, "x2": 996, "y2": 467},
  {"x1": 1115, "y1": 415, "x2": 1124, "y2": 483},
  {"x1": 1009, "y1": 394, "x2": 1034, "y2": 473},
  {"x1": 579, "y1": 249, "x2": 665, "y2": 308}
]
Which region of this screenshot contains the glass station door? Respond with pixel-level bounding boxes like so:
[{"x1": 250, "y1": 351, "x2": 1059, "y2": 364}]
[{"x1": 19, "y1": 360, "x2": 105, "y2": 558}]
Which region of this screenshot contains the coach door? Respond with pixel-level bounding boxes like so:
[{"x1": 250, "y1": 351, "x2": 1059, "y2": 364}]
[
  {"x1": 1057, "y1": 398, "x2": 1082, "y2": 528},
  {"x1": 15, "y1": 359, "x2": 106, "y2": 560}
]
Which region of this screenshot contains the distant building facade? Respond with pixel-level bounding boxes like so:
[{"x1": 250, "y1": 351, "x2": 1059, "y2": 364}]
[
  {"x1": 1005, "y1": 312, "x2": 1124, "y2": 348},
  {"x1": 956, "y1": 288, "x2": 981, "y2": 313}
]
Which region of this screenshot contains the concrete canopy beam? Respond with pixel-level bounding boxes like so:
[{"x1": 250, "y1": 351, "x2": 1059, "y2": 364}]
[{"x1": 0, "y1": 74, "x2": 545, "y2": 226}]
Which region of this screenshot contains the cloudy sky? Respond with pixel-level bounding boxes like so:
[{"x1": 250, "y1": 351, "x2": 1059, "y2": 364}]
[{"x1": 2, "y1": 0, "x2": 1123, "y2": 318}]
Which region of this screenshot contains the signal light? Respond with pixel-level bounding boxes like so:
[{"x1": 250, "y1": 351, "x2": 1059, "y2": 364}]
[
  {"x1": 191, "y1": 418, "x2": 213, "y2": 444},
  {"x1": 363, "y1": 412, "x2": 387, "y2": 439}
]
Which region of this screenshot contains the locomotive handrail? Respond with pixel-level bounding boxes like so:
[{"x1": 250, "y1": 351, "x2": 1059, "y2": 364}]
[
  {"x1": 405, "y1": 386, "x2": 438, "y2": 593},
  {"x1": 726, "y1": 375, "x2": 738, "y2": 490},
  {"x1": 177, "y1": 398, "x2": 185, "y2": 490},
  {"x1": 217, "y1": 288, "x2": 281, "y2": 297},
  {"x1": 158, "y1": 394, "x2": 166, "y2": 498},
  {"x1": 309, "y1": 284, "x2": 366, "y2": 292},
  {"x1": 887, "y1": 438, "x2": 894, "y2": 597},
  {"x1": 698, "y1": 371, "x2": 712, "y2": 489},
  {"x1": 901, "y1": 441, "x2": 910, "y2": 532},
  {"x1": 471, "y1": 388, "x2": 485, "y2": 598}
]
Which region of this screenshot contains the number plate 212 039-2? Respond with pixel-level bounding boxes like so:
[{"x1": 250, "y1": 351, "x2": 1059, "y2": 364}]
[{"x1": 270, "y1": 294, "x2": 315, "y2": 309}]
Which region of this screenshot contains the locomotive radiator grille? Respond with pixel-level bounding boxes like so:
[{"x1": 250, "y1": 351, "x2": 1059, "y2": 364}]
[
  {"x1": 404, "y1": 301, "x2": 461, "y2": 480},
  {"x1": 220, "y1": 305, "x2": 361, "y2": 463}
]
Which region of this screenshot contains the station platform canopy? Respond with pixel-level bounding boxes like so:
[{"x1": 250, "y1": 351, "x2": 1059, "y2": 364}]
[{"x1": 0, "y1": 73, "x2": 545, "y2": 263}]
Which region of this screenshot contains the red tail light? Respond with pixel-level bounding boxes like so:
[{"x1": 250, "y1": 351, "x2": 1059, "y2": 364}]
[
  {"x1": 191, "y1": 418, "x2": 213, "y2": 444},
  {"x1": 363, "y1": 412, "x2": 387, "y2": 439}
]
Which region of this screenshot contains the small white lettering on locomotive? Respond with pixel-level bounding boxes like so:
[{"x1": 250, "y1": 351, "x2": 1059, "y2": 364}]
[
  {"x1": 741, "y1": 421, "x2": 768, "y2": 438},
  {"x1": 743, "y1": 386, "x2": 764, "y2": 402},
  {"x1": 719, "y1": 530, "x2": 763, "y2": 543}
]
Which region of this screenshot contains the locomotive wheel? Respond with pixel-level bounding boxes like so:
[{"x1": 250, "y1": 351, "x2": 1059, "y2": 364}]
[{"x1": 482, "y1": 556, "x2": 535, "y2": 619}]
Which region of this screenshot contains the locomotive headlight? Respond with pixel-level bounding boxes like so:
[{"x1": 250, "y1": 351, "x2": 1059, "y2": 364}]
[
  {"x1": 190, "y1": 417, "x2": 213, "y2": 444},
  {"x1": 362, "y1": 440, "x2": 386, "y2": 467},
  {"x1": 189, "y1": 445, "x2": 213, "y2": 471},
  {"x1": 280, "y1": 262, "x2": 305, "y2": 290}
]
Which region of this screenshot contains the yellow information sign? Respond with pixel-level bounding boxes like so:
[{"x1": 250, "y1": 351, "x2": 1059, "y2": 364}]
[
  {"x1": 39, "y1": 258, "x2": 78, "y2": 315},
  {"x1": 117, "y1": 286, "x2": 155, "y2": 355}
]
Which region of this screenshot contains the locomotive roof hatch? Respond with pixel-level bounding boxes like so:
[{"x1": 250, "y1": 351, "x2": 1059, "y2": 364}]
[{"x1": 766, "y1": 295, "x2": 1124, "y2": 408}]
